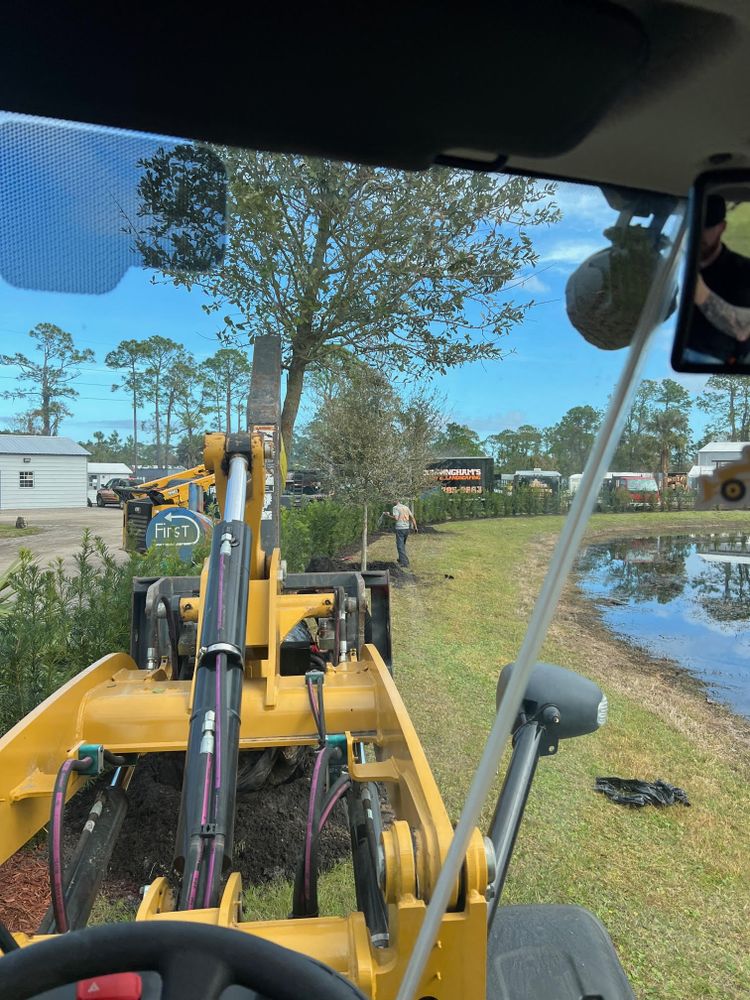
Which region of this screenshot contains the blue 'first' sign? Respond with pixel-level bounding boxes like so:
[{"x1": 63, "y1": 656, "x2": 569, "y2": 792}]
[{"x1": 145, "y1": 508, "x2": 211, "y2": 561}]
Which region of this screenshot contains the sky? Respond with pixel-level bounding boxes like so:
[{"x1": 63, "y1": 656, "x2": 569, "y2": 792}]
[{"x1": 0, "y1": 117, "x2": 713, "y2": 449}]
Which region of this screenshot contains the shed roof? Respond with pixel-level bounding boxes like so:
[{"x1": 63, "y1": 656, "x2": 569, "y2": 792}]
[
  {"x1": 0, "y1": 435, "x2": 89, "y2": 456},
  {"x1": 697, "y1": 441, "x2": 750, "y2": 454}
]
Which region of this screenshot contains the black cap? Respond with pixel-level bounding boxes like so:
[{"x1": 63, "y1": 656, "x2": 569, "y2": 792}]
[{"x1": 705, "y1": 194, "x2": 726, "y2": 228}]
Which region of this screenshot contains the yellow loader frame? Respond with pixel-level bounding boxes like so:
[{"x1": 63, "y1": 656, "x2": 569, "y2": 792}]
[{"x1": 0, "y1": 429, "x2": 488, "y2": 1000}]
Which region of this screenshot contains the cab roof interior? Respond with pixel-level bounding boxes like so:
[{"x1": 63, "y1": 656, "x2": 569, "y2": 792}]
[{"x1": 0, "y1": 1, "x2": 746, "y2": 195}]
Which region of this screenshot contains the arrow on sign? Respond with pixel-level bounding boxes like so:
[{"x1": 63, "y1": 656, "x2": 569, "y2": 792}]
[{"x1": 153, "y1": 511, "x2": 201, "y2": 545}]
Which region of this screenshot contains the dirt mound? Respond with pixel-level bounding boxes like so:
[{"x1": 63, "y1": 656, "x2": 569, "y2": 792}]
[
  {"x1": 305, "y1": 555, "x2": 410, "y2": 584},
  {"x1": 64, "y1": 753, "x2": 350, "y2": 897}
]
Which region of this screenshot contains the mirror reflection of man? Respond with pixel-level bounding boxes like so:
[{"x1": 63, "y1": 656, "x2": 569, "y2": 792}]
[{"x1": 685, "y1": 195, "x2": 750, "y2": 364}]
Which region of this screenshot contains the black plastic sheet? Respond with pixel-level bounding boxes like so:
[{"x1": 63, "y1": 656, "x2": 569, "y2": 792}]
[{"x1": 594, "y1": 776, "x2": 690, "y2": 808}]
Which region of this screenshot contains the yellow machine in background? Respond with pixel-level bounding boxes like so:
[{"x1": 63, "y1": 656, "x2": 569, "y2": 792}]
[{"x1": 121, "y1": 464, "x2": 216, "y2": 551}]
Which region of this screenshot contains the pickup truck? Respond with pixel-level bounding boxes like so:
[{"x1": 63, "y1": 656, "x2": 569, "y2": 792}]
[{"x1": 93, "y1": 477, "x2": 142, "y2": 508}]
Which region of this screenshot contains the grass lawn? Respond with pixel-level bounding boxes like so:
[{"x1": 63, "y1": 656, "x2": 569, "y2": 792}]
[
  {"x1": 365, "y1": 511, "x2": 750, "y2": 999},
  {"x1": 0, "y1": 525, "x2": 40, "y2": 539},
  {"x1": 245, "y1": 510, "x2": 750, "y2": 997}
]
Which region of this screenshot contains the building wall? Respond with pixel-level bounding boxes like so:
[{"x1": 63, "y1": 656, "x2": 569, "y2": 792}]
[{"x1": 0, "y1": 454, "x2": 88, "y2": 509}]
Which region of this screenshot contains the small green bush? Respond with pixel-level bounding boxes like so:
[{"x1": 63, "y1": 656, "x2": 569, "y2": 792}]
[{"x1": 0, "y1": 531, "x2": 208, "y2": 736}]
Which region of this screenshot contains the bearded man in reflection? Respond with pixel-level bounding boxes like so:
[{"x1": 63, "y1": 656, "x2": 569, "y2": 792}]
[{"x1": 685, "y1": 195, "x2": 750, "y2": 365}]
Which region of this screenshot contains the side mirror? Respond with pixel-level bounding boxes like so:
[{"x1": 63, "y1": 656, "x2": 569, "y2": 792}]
[
  {"x1": 497, "y1": 661, "x2": 607, "y2": 754},
  {"x1": 672, "y1": 169, "x2": 750, "y2": 372}
]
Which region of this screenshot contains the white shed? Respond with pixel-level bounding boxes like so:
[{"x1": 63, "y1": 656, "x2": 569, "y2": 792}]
[
  {"x1": 0, "y1": 436, "x2": 89, "y2": 509},
  {"x1": 689, "y1": 441, "x2": 750, "y2": 488},
  {"x1": 696, "y1": 441, "x2": 750, "y2": 468}
]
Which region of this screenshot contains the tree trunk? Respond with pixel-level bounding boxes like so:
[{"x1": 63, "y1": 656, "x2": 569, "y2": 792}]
[
  {"x1": 729, "y1": 383, "x2": 737, "y2": 439},
  {"x1": 132, "y1": 384, "x2": 139, "y2": 475},
  {"x1": 165, "y1": 400, "x2": 173, "y2": 469},
  {"x1": 154, "y1": 381, "x2": 162, "y2": 470},
  {"x1": 361, "y1": 500, "x2": 368, "y2": 571},
  {"x1": 42, "y1": 387, "x2": 51, "y2": 436},
  {"x1": 661, "y1": 447, "x2": 669, "y2": 504},
  {"x1": 280, "y1": 350, "x2": 307, "y2": 450},
  {"x1": 226, "y1": 382, "x2": 232, "y2": 435}
]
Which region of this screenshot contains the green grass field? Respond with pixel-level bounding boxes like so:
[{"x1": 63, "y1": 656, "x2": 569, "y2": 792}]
[{"x1": 369, "y1": 513, "x2": 750, "y2": 999}]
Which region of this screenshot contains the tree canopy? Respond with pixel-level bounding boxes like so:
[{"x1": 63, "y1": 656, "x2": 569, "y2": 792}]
[
  {"x1": 1, "y1": 324, "x2": 94, "y2": 435},
  {"x1": 136, "y1": 147, "x2": 559, "y2": 445}
]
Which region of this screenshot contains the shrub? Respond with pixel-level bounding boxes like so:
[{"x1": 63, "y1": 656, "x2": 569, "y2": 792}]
[{"x1": 0, "y1": 531, "x2": 208, "y2": 736}]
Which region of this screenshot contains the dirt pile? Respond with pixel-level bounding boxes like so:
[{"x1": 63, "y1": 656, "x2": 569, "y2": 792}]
[
  {"x1": 305, "y1": 555, "x2": 410, "y2": 585},
  {"x1": 64, "y1": 753, "x2": 350, "y2": 896}
]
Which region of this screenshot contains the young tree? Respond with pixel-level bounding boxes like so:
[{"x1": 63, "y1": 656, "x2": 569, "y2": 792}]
[
  {"x1": 431, "y1": 421, "x2": 484, "y2": 457},
  {"x1": 105, "y1": 339, "x2": 152, "y2": 474},
  {"x1": 136, "y1": 148, "x2": 560, "y2": 447},
  {"x1": 0, "y1": 323, "x2": 94, "y2": 435},
  {"x1": 307, "y1": 368, "x2": 440, "y2": 569}
]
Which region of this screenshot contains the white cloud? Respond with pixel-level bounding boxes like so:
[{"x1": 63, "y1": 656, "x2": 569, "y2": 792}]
[
  {"x1": 552, "y1": 183, "x2": 614, "y2": 225},
  {"x1": 542, "y1": 240, "x2": 603, "y2": 265},
  {"x1": 515, "y1": 273, "x2": 550, "y2": 294}
]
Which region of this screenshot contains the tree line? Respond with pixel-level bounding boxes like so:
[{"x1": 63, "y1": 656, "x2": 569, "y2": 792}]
[
  {"x1": 4, "y1": 321, "x2": 749, "y2": 489},
  {"x1": 2, "y1": 150, "x2": 565, "y2": 470},
  {"x1": 431, "y1": 376, "x2": 750, "y2": 481},
  {"x1": 1, "y1": 324, "x2": 252, "y2": 471}
]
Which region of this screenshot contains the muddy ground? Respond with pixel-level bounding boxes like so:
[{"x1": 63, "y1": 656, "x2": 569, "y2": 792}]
[{"x1": 543, "y1": 521, "x2": 750, "y2": 770}]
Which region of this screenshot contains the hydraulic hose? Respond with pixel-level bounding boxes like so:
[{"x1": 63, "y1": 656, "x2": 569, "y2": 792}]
[
  {"x1": 292, "y1": 744, "x2": 337, "y2": 918},
  {"x1": 318, "y1": 774, "x2": 351, "y2": 831},
  {"x1": 48, "y1": 756, "x2": 93, "y2": 934}
]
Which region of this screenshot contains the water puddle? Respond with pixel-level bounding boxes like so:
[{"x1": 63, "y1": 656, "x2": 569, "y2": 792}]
[{"x1": 578, "y1": 533, "x2": 750, "y2": 718}]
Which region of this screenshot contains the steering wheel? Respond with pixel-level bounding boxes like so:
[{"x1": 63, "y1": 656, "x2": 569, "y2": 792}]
[{"x1": 0, "y1": 921, "x2": 367, "y2": 1000}]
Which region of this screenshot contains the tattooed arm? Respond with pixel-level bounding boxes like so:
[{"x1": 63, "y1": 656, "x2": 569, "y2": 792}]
[{"x1": 695, "y1": 274, "x2": 750, "y2": 342}]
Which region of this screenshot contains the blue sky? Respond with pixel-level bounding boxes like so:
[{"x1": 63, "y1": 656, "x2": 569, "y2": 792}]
[{"x1": 0, "y1": 157, "x2": 711, "y2": 446}]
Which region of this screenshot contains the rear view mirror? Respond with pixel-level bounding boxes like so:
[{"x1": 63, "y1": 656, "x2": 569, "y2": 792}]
[{"x1": 672, "y1": 170, "x2": 750, "y2": 372}]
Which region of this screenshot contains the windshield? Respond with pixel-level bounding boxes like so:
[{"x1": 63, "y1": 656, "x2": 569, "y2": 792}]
[
  {"x1": 622, "y1": 477, "x2": 659, "y2": 491},
  {"x1": 2, "y1": 112, "x2": 746, "y2": 1000}
]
